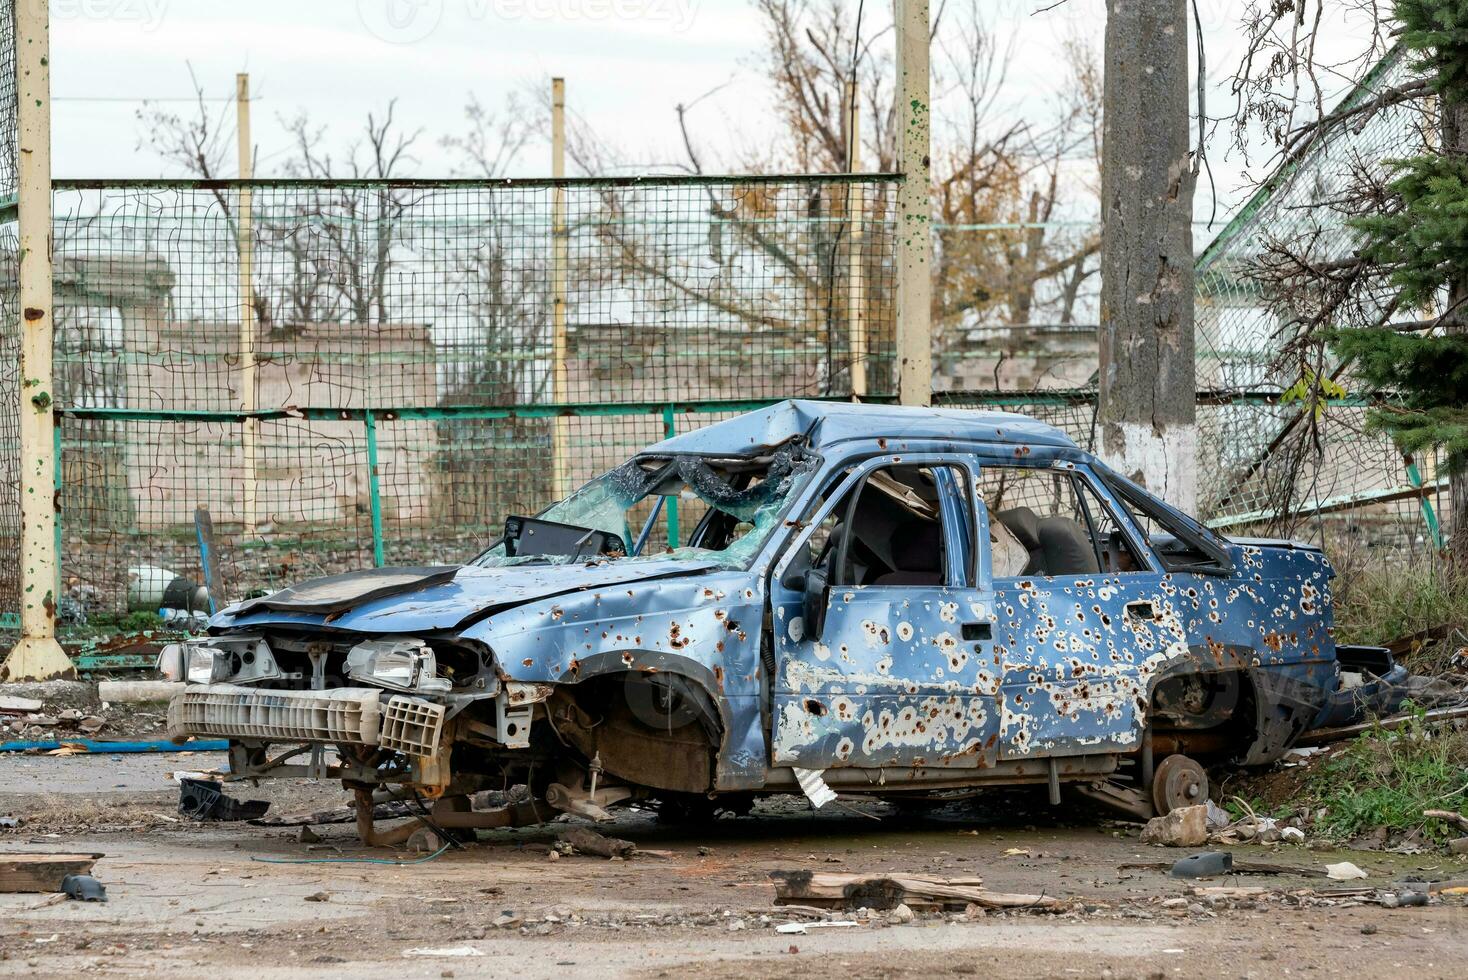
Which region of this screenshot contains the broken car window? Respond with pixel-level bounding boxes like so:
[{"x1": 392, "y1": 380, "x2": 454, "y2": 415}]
[{"x1": 470, "y1": 444, "x2": 815, "y2": 570}]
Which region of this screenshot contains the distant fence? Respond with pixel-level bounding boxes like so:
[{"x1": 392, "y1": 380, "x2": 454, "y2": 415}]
[
  {"x1": 1, "y1": 165, "x2": 1449, "y2": 631},
  {"x1": 39, "y1": 174, "x2": 899, "y2": 618}
]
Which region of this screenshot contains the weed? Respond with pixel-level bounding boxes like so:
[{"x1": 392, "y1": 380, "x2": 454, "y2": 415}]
[
  {"x1": 1310, "y1": 705, "x2": 1468, "y2": 843},
  {"x1": 1325, "y1": 542, "x2": 1468, "y2": 674}
]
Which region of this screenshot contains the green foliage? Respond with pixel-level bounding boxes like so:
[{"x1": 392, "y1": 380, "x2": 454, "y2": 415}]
[
  {"x1": 1350, "y1": 154, "x2": 1468, "y2": 308},
  {"x1": 1326, "y1": 2, "x2": 1468, "y2": 480},
  {"x1": 1396, "y1": 0, "x2": 1468, "y2": 99},
  {"x1": 1330, "y1": 329, "x2": 1468, "y2": 466},
  {"x1": 1280, "y1": 369, "x2": 1347, "y2": 420},
  {"x1": 1310, "y1": 705, "x2": 1468, "y2": 843}
]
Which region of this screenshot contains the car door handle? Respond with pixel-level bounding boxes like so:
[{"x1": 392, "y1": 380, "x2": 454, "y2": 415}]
[
  {"x1": 961, "y1": 622, "x2": 991, "y2": 641},
  {"x1": 1125, "y1": 601, "x2": 1155, "y2": 621}
]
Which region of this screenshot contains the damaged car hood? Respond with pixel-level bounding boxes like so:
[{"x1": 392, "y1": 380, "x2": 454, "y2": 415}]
[{"x1": 211, "y1": 559, "x2": 721, "y2": 634}]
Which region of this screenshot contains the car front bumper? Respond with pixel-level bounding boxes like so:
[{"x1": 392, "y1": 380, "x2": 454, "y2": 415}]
[{"x1": 167, "y1": 683, "x2": 447, "y2": 757}]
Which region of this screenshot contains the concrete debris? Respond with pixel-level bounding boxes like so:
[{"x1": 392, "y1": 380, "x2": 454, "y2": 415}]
[
  {"x1": 775, "y1": 920, "x2": 860, "y2": 934},
  {"x1": 1141, "y1": 805, "x2": 1208, "y2": 847},
  {"x1": 885, "y1": 904, "x2": 916, "y2": 924},
  {"x1": 96, "y1": 681, "x2": 183, "y2": 704},
  {"x1": 558, "y1": 825, "x2": 636, "y2": 859},
  {"x1": 0, "y1": 696, "x2": 44, "y2": 714},
  {"x1": 1325, "y1": 862, "x2": 1368, "y2": 881},
  {"x1": 401, "y1": 947, "x2": 483, "y2": 958}
]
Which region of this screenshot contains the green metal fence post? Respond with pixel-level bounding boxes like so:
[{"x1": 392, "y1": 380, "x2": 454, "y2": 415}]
[
  {"x1": 662, "y1": 404, "x2": 679, "y2": 548},
  {"x1": 364, "y1": 411, "x2": 385, "y2": 567},
  {"x1": 1404, "y1": 455, "x2": 1444, "y2": 550}
]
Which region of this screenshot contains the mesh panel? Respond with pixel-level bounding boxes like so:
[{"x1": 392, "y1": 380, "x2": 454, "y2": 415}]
[
  {"x1": 51, "y1": 175, "x2": 898, "y2": 617},
  {"x1": 1192, "y1": 47, "x2": 1444, "y2": 544}
]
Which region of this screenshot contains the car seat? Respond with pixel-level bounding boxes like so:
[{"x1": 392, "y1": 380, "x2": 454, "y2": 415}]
[{"x1": 872, "y1": 519, "x2": 944, "y2": 585}]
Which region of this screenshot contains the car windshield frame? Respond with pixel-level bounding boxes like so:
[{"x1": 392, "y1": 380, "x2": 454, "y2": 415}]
[{"x1": 468, "y1": 443, "x2": 818, "y2": 571}]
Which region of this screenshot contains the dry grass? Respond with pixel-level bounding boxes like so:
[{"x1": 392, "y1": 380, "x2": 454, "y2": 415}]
[{"x1": 1324, "y1": 538, "x2": 1468, "y2": 675}]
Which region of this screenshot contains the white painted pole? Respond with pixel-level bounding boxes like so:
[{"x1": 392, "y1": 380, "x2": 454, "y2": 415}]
[
  {"x1": 550, "y1": 77, "x2": 570, "y2": 498},
  {"x1": 845, "y1": 80, "x2": 867, "y2": 399},
  {"x1": 4, "y1": 0, "x2": 71, "y2": 680},
  {"x1": 893, "y1": 0, "x2": 932, "y2": 407},
  {"x1": 236, "y1": 73, "x2": 259, "y2": 532}
]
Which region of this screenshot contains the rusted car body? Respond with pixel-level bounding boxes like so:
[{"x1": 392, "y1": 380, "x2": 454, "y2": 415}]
[{"x1": 165, "y1": 401, "x2": 1354, "y2": 835}]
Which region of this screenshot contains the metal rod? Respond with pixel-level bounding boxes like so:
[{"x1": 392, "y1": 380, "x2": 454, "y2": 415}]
[
  {"x1": 4, "y1": 0, "x2": 72, "y2": 680},
  {"x1": 365, "y1": 411, "x2": 385, "y2": 567},
  {"x1": 551, "y1": 76, "x2": 570, "y2": 500},
  {"x1": 663, "y1": 404, "x2": 680, "y2": 547},
  {"x1": 236, "y1": 72, "x2": 259, "y2": 534},
  {"x1": 1403, "y1": 454, "x2": 1444, "y2": 550},
  {"x1": 846, "y1": 79, "x2": 867, "y2": 398},
  {"x1": 52, "y1": 173, "x2": 902, "y2": 191}
]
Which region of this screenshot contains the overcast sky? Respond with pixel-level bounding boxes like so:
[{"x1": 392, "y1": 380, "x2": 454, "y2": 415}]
[{"x1": 51, "y1": 0, "x2": 1374, "y2": 229}]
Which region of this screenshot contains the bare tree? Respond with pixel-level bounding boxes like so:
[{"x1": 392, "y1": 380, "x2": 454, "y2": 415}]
[{"x1": 276, "y1": 101, "x2": 423, "y2": 326}]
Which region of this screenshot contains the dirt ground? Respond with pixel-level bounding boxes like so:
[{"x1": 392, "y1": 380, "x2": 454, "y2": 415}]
[{"x1": 0, "y1": 752, "x2": 1465, "y2": 979}]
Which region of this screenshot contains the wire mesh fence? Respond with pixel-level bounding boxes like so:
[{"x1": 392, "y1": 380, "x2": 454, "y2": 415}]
[
  {"x1": 8, "y1": 43, "x2": 1449, "y2": 635},
  {"x1": 49, "y1": 175, "x2": 900, "y2": 619},
  {"x1": 1190, "y1": 44, "x2": 1445, "y2": 552}
]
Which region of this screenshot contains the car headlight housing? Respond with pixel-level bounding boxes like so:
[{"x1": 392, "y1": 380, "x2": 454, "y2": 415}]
[
  {"x1": 345, "y1": 638, "x2": 451, "y2": 694},
  {"x1": 157, "y1": 637, "x2": 280, "y2": 686}
]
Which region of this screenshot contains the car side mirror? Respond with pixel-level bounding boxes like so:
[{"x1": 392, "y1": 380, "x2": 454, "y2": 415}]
[{"x1": 802, "y1": 566, "x2": 829, "y2": 640}]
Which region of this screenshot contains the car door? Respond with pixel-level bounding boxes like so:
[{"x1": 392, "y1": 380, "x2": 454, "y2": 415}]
[
  {"x1": 976, "y1": 459, "x2": 1189, "y2": 761},
  {"x1": 767, "y1": 454, "x2": 1001, "y2": 771}
]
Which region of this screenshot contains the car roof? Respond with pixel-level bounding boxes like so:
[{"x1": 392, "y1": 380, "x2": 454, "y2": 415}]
[{"x1": 645, "y1": 399, "x2": 1079, "y2": 457}]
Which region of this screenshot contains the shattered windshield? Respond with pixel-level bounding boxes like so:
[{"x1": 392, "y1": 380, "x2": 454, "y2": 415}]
[{"x1": 471, "y1": 443, "x2": 815, "y2": 569}]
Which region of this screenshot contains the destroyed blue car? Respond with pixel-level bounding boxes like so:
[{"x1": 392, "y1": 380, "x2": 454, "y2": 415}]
[{"x1": 165, "y1": 400, "x2": 1372, "y2": 839}]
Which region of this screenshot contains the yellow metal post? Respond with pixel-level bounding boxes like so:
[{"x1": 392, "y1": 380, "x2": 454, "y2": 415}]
[
  {"x1": 550, "y1": 77, "x2": 570, "y2": 498},
  {"x1": 845, "y1": 80, "x2": 867, "y2": 398},
  {"x1": 4, "y1": 0, "x2": 71, "y2": 680},
  {"x1": 236, "y1": 73, "x2": 258, "y2": 532},
  {"x1": 894, "y1": 0, "x2": 932, "y2": 407}
]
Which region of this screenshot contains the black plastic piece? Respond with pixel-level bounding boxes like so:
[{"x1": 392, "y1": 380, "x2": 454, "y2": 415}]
[
  {"x1": 1170, "y1": 851, "x2": 1234, "y2": 878},
  {"x1": 178, "y1": 777, "x2": 271, "y2": 822},
  {"x1": 61, "y1": 874, "x2": 107, "y2": 902}
]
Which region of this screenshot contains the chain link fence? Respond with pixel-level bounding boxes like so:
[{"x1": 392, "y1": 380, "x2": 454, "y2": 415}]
[
  {"x1": 1193, "y1": 44, "x2": 1444, "y2": 552},
  {"x1": 50, "y1": 175, "x2": 898, "y2": 619}
]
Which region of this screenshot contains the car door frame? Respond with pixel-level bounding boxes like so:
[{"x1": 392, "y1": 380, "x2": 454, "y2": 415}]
[
  {"x1": 970, "y1": 455, "x2": 1195, "y2": 761},
  {"x1": 766, "y1": 451, "x2": 1002, "y2": 771}
]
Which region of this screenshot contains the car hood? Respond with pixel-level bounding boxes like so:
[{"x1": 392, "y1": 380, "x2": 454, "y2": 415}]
[{"x1": 211, "y1": 558, "x2": 721, "y2": 634}]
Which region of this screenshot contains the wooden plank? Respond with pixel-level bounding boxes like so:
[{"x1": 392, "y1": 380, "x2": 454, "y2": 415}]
[
  {"x1": 768, "y1": 870, "x2": 1062, "y2": 911},
  {"x1": 0, "y1": 853, "x2": 103, "y2": 893}
]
